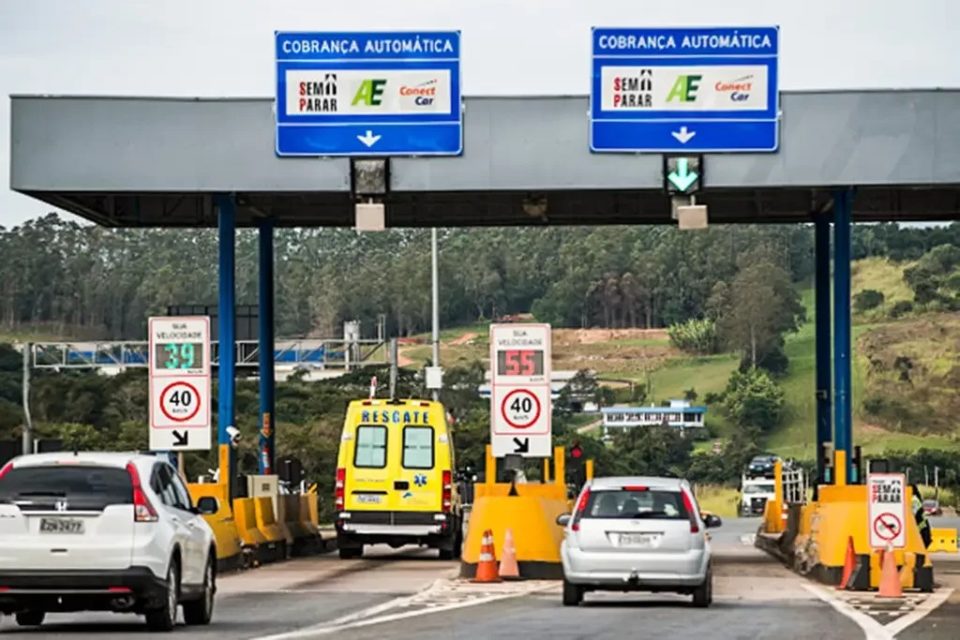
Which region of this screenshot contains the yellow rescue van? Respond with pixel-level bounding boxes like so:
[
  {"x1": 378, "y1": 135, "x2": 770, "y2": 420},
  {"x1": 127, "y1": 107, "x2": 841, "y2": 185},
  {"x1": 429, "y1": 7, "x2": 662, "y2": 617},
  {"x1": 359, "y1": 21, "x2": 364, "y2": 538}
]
[{"x1": 334, "y1": 398, "x2": 463, "y2": 559}]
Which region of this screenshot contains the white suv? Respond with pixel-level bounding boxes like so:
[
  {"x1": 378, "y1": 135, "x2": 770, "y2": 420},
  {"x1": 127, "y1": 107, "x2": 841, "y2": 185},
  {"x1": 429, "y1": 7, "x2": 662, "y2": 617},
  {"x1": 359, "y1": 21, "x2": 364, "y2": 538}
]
[{"x1": 0, "y1": 452, "x2": 218, "y2": 631}]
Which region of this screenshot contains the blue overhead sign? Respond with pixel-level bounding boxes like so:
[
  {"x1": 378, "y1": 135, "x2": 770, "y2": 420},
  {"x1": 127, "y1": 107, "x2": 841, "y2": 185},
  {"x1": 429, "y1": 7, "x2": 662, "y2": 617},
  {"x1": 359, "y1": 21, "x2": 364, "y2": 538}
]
[
  {"x1": 275, "y1": 31, "x2": 462, "y2": 156},
  {"x1": 590, "y1": 27, "x2": 780, "y2": 153}
]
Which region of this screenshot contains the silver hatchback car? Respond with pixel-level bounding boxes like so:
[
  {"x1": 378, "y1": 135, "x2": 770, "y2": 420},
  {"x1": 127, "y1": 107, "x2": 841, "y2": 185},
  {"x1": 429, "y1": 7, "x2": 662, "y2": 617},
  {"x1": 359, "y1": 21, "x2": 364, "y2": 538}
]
[{"x1": 558, "y1": 476, "x2": 721, "y2": 607}]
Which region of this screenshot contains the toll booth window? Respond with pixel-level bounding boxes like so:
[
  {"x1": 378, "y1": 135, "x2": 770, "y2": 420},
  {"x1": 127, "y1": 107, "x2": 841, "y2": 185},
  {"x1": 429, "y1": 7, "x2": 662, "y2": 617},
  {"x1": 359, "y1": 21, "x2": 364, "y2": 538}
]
[
  {"x1": 354, "y1": 426, "x2": 387, "y2": 468},
  {"x1": 402, "y1": 427, "x2": 434, "y2": 469}
]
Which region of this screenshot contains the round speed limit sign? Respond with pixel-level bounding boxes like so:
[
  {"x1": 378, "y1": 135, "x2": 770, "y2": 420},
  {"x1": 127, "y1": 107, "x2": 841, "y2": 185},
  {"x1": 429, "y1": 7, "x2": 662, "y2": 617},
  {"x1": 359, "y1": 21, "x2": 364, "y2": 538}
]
[
  {"x1": 500, "y1": 389, "x2": 542, "y2": 429},
  {"x1": 160, "y1": 381, "x2": 201, "y2": 423}
]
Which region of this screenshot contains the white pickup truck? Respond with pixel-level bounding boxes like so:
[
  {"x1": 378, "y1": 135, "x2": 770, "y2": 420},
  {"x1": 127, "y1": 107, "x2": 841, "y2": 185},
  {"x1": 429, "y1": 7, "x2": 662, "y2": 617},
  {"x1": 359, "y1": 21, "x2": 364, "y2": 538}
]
[{"x1": 739, "y1": 477, "x2": 776, "y2": 517}]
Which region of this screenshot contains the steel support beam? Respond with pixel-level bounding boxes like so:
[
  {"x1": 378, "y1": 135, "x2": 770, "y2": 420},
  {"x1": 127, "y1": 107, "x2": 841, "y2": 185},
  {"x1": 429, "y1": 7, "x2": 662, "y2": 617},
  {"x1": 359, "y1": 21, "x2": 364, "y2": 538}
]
[
  {"x1": 832, "y1": 189, "x2": 855, "y2": 483},
  {"x1": 814, "y1": 213, "x2": 833, "y2": 489},
  {"x1": 216, "y1": 195, "x2": 237, "y2": 498},
  {"x1": 257, "y1": 219, "x2": 276, "y2": 475}
]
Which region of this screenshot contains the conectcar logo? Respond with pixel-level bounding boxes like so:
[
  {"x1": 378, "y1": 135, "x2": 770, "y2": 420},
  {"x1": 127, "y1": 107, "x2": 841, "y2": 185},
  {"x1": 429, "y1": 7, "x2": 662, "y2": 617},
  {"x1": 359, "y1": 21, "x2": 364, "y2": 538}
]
[
  {"x1": 714, "y1": 74, "x2": 754, "y2": 102},
  {"x1": 399, "y1": 79, "x2": 438, "y2": 106}
]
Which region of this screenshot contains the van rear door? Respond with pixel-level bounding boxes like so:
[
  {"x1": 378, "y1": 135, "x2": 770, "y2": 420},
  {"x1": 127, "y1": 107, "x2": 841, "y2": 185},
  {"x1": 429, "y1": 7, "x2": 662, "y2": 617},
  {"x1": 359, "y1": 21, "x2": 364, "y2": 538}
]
[
  {"x1": 345, "y1": 424, "x2": 392, "y2": 511},
  {"x1": 396, "y1": 425, "x2": 441, "y2": 512}
]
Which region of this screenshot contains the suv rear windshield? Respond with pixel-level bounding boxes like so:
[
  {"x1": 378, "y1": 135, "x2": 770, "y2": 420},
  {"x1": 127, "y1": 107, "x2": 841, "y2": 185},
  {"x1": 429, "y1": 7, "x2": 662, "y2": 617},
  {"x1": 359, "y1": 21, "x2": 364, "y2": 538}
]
[
  {"x1": 582, "y1": 489, "x2": 690, "y2": 520},
  {"x1": 0, "y1": 465, "x2": 133, "y2": 511}
]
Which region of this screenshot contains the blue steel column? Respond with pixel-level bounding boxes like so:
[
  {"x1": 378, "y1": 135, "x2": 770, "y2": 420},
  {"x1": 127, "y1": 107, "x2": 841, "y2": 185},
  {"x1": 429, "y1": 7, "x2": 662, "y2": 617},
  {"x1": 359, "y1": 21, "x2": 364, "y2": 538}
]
[
  {"x1": 216, "y1": 196, "x2": 237, "y2": 499},
  {"x1": 814, "y1": 214, "x2": 833, "y2": 489},
  {"x1": 257, "y1": 219, "x2": 276, "y2": 476},
  {"x1": 832, "y1": 190, "x2": 854, "y2": 482}
]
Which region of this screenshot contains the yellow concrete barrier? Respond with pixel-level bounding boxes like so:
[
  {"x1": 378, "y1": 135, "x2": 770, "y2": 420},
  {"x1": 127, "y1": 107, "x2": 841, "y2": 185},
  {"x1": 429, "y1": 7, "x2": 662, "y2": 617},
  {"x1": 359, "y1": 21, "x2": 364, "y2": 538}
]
[
  {"x1": 281, "y1": 495, "x2": 311, "y2": 539},
  {"x1": 233, "y1": 497, "x2": 269, "y2": 549},
  {"x1": 253, "y1": 496, "x2": 286, "y2": 546},
  {"x1": 460, "y1": 495, "x2": 567, "y2": 579},
  {"x1": 929, "y1": 527, "x2": 959, "y2": 553},
  {"x1": 187, "y1": 483, "x2": 242, "y2": 569},
  {"x1": 299, "y1": 495, "x2": 320, "y2": 536},
  {"x1": 306, "y1": 493, "x2": 322, "y2": 527}
]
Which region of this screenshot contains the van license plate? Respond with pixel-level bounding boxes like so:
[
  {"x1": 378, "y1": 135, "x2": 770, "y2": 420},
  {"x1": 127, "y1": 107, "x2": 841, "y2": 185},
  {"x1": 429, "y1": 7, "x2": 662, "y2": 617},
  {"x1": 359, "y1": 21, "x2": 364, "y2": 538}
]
[
  {"x1": 619, "y1": 533, "x2": 656, "y2": 548},
  {"x1": 356, "y1": 495, "x2": 382, "y2": 505},
  {"x1": 40, "y1": 518, "x2": 84, "y2": 534}
]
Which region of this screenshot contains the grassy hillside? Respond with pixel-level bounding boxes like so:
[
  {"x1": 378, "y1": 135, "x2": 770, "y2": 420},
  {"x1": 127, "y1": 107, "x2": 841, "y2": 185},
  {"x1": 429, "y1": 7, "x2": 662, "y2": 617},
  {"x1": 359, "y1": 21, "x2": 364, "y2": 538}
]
[{"x1": 404, "y1": 257, "x2": 960, "y2": 461}]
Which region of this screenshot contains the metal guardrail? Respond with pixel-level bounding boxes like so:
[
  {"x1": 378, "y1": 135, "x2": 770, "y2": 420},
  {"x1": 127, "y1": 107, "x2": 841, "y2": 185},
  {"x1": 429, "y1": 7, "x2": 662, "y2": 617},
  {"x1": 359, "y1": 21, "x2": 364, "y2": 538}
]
[{"x1": 30, "y1": 339, "x2": 387, "y2": 370}]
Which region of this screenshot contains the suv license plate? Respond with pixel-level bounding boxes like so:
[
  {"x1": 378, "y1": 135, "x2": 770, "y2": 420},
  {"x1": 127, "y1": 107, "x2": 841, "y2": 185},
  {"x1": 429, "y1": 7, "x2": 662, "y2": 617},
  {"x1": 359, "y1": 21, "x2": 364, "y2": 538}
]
[
  {"x1": 619, "y1": 533, "x2": 656, "y2": 548},
  {"x1": 40, "y1": 518, "x2": 85, "y2": 534}
]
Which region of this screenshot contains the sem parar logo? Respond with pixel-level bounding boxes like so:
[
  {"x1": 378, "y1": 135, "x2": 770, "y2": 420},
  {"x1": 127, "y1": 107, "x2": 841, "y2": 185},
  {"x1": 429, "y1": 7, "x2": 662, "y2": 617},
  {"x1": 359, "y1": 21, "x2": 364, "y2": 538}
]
[
  {"x1": 666, "y1": 74, "x2": 702, "y2": 103},
  {"x1": 352, "y1": 79, "x2": 388, "y2": 106}
]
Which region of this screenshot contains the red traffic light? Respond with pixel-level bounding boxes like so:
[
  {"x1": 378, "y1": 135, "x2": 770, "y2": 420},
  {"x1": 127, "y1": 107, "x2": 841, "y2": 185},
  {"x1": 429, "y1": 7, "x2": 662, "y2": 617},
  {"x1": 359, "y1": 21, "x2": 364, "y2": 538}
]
[{"x1": 570, "y1": 445, "x2": 583, "y2": 459}]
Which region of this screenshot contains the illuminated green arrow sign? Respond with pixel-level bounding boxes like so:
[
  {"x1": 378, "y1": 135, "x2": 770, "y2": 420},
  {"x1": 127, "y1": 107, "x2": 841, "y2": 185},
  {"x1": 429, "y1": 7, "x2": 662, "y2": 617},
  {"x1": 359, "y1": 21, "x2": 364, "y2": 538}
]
[{"x1": 667, "y1": 158, "x2": 699, "y2": 192}]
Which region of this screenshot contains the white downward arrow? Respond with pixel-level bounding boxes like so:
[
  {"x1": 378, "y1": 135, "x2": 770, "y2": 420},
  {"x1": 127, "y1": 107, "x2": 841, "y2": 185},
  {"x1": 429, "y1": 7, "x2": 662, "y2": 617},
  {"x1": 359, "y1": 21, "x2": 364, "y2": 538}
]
[
  {"x1": 356, "y1": 130, "x2": 382, "y2": 147},
  {"x1": 671, "y1": 126, "x2": 696, "y2": 144}
]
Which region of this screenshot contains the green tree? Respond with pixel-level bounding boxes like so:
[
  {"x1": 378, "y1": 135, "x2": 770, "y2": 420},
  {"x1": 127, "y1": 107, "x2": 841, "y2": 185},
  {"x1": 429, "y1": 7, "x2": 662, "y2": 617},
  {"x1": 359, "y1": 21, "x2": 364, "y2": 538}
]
[{"x1": 722, "y1": 368, "x2": 785, "y2": 432}]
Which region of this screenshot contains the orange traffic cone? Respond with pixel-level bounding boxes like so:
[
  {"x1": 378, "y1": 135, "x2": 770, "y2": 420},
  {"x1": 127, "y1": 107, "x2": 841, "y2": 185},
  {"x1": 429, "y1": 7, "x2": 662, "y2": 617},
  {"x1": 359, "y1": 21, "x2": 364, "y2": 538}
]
[
  {"x1": 878, "y1": 546, "x2": 903, "y2": 598},
  {"x1": 499, "y1": 528, "x2": 520, "y2": 580},
  {"x1": 837, "y1": 536, "x2": 856, "y2": 590},
  {"x1": 472, "y1": 529, "x2": 502, "y2": 583}
]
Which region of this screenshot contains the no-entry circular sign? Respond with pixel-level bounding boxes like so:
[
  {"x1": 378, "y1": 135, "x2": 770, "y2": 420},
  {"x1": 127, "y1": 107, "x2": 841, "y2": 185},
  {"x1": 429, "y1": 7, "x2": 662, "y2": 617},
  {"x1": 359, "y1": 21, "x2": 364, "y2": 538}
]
[
  {"x1": 500, "y1": 389, "x2": 542, "y2": 429},
  {"x1": 873, "y1": 513, "x2": 902, "y2": 542},
  {"x1": 159, "y1": 381, "x2": 201, "y2": 423}
]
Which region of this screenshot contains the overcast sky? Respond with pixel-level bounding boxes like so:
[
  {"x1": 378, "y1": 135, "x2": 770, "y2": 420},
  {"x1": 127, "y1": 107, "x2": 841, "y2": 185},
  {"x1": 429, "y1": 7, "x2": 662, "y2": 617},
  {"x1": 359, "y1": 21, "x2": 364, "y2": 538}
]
[{"x1": 1, "y1": 0, "x2": 957, "y2": 227}]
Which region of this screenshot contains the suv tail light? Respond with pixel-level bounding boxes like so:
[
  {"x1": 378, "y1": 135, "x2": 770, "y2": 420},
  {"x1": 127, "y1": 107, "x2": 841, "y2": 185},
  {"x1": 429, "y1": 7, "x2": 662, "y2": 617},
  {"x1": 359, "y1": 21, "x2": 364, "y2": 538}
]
[
  {"x1": 442, "y1": 470, "x2": 452, "y2": 512},
  {"x1": 126, "y1": 463, "x2": 158, "y2": 523},
  {"x1": 571, "y1": 488, "x2": 591, "y2": 532},
  {"x1": 335, "y1": 468, "x2": 346, "y2": 511},
  {"x1": 0, "y1": 461, "x2": 13, "y2": 482},
  {"x1": 681, "y1": 490, "x2": 700, "y2": 534}
]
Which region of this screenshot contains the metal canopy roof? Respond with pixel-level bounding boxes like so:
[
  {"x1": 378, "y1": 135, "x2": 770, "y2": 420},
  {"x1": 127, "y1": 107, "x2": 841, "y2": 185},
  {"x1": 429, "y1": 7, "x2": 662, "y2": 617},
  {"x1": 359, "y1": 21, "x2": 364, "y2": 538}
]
[{"x1": 10, "y1": 91, "x2": 960, "y2": 228}]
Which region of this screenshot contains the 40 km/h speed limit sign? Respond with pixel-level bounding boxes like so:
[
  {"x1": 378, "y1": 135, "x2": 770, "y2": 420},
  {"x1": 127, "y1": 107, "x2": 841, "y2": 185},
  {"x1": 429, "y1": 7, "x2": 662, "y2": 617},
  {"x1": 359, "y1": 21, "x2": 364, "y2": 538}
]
[
  {"x1": 490, "y1": 323, "x2": 552, "y2": 458},
  {"x1": 149, "y1": 316, "x2": 211, "y2": 451}
]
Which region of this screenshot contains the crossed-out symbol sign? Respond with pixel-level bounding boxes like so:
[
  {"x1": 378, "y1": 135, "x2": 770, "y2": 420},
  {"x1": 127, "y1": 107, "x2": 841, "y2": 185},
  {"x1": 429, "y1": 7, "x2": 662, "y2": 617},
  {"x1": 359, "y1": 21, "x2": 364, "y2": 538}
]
[{"x1": 873, "y1": 513, "x2": 902, "y2": 541}]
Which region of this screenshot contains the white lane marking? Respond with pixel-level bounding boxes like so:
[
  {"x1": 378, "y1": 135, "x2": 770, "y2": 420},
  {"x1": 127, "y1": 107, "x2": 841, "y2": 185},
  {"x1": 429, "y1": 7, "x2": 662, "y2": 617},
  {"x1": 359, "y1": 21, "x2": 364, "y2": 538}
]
[
  {"x1": 802, "y1": 583, "x2": 894, "y2": 640},
  {"x1": 252, "y1": 581, "x2": 552, "y2": 640},
  {"x1": 886, "y1": 588, "x2": 953, "y2": 636}
]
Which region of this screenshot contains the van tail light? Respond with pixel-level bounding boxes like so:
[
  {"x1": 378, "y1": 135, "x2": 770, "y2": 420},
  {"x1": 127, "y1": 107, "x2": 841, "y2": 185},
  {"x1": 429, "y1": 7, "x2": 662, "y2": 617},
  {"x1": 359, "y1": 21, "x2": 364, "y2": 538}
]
[
  {"x1": 681, "y1": 490, "x2": 700, "y2": 534},
  {"x1": 335, "y1": 468, "x2": 346, "y2": 511},
  {"x1": 442, "y1": 470, "x2": 452, "y2": 512},
  {"x1": 571, "y1": 488, "x2": 591, "y2": 532},
  {"x1": 126, "y1": 463, "x2": 158, "y2": 523},
  {"x1": 0, "y1": 461, "x2": 13, "y2": 482}
]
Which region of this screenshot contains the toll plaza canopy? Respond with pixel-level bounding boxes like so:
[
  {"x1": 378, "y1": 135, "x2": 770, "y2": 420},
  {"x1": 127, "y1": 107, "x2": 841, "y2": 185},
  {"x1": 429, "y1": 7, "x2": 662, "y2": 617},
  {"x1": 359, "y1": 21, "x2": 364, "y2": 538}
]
[{"x1": 10, "y1": 90, "x2": 960, "y2": 228}]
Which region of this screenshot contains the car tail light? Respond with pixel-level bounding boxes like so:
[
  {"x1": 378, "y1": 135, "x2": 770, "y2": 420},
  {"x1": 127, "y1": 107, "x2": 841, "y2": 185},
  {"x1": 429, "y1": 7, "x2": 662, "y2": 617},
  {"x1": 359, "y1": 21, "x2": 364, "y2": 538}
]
[
  {"x1": 442, "y1": 470, "x2": 453, "y2": 512},
  {"x1": 0, "y1": 461, "x2": 13, "y2": 482},
  {"x1": 571, "y1": 488, "x2": 591, "y2": 532},
  {"x1": 335, "y1": 468, "x2": 346, "y2": 511},
  {"x1": 126, "y1": 462, "x2": 158, "y2": 523},
  {"x1": 681, "y1": 490, "x2": 700, "y2": 534},
  {"x1": 622, "y1": 485, "x2": 648, "y2": 492},
  {"x1": 108, "y1": 586, "x2": 132, "y2": 593}
]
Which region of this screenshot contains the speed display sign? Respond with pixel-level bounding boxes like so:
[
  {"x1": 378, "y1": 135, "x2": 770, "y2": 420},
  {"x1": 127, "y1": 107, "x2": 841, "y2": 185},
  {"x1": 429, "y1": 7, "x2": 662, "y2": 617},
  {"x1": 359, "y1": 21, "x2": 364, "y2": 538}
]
[
  {"x1": 148, "y1": 316, "x2": 211, "y2": 451},
  {"x1": 490, "y1": 323, "x2": 552, "y2": 457}
]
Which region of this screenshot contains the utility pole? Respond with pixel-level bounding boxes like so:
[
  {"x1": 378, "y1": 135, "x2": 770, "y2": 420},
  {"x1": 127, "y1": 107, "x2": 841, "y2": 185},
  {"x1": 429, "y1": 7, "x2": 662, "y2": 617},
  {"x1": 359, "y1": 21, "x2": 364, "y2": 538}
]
[
  {"x1": 21, "y1": 343, "x2": 33, "y2": 456},
  {"x1": 431, "y1": 228, "x2": 440, "y2": 401},
  {"x1": 389, "y1": 338, "x2": 398, "y2": 401}
]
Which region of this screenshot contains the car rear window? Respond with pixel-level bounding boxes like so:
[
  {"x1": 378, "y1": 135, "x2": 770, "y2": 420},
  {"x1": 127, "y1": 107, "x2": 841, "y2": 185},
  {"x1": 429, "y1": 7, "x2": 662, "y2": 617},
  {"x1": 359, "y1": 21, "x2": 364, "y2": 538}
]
[
  {"x1": 0, "y1": 465, "x2": 132, "y2": 511},
  {"x1": 402, "y1": 426, "x2": 434, "y2": 469},
  {"x1": 582, "y1": 489, "x2": 690, "y2": 520},
  {"x1": 354, "y1": 426, "x2": 388, "y2": 468}
]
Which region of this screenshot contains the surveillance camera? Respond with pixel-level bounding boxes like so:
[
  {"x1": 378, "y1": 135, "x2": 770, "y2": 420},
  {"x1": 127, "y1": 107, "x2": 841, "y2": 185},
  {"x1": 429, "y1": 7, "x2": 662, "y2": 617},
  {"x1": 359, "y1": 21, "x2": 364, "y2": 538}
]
[{"x1": 225, "y1": 426, "x2": 242, "y2": 445}]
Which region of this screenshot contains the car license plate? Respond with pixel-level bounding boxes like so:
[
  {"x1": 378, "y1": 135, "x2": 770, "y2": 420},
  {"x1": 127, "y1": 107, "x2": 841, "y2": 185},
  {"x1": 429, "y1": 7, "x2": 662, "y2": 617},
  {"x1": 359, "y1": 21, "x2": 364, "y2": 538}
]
[
  {"x1": 356, "y1": 494, "x2": 382, "y2": 505},
  {"x1": 619, "y1": 533, "x2": 656, "y2": 548},
  {"x1": 40, "y1": 518, "x2": 85, "y2": 534}
]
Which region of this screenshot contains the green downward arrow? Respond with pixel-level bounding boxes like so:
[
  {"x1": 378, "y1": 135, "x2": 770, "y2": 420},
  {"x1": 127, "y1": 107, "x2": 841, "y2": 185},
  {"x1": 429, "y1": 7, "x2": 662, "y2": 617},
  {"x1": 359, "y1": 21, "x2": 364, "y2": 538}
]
[{"x1": 668, "y1": 158, "x2": 699, "y2": 192}]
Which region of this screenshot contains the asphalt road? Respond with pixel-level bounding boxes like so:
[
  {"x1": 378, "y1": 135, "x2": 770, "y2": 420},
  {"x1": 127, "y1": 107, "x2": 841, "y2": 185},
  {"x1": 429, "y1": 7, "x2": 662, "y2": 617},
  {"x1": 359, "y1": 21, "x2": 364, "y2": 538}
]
[{"x1": 2, "y1": 517, "x2": 957, "y2": 640}]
